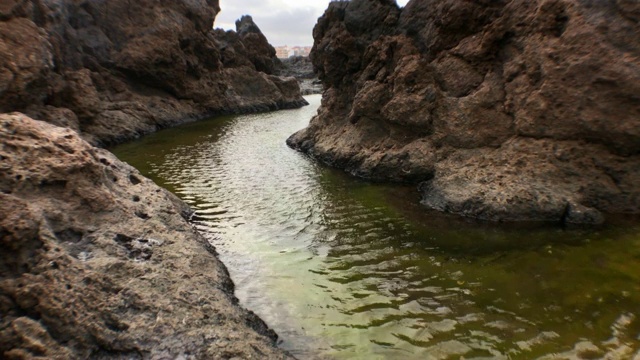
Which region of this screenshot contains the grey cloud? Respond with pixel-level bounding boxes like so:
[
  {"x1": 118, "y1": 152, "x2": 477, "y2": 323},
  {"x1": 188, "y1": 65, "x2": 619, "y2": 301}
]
[{"x1": 216, "y1": 0, "x2": 327, "y2": 45}]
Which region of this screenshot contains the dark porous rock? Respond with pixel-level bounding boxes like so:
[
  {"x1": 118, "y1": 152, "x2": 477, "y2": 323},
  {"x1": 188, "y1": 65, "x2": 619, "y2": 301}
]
[
  {"x1": 0, "y1": 113, "x2": 292, "y2": 359},
  {"x1": 288, "y1": 0, "x2": 640, "y2": 224},
  {"x1": 0, "y1": 0, "x2": 306, "y2": 146}
]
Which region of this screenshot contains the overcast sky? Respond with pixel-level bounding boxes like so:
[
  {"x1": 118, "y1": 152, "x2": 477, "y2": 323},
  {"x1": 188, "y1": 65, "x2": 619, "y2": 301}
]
[{"x1": 215, "y1": 0, "x2": 411, "y2": 46}]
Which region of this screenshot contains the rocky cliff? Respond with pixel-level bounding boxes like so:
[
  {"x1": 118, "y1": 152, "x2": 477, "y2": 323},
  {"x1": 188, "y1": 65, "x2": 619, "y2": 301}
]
[
  {"x1": 0, "y1": 0, "x2": 307, "y2": 146},
  {"x1": 0, "y1": 114, "x2": 292, "y2": 359},
  {"x1": 288, "y1": 0, "x2": 640, "y2": 224}
]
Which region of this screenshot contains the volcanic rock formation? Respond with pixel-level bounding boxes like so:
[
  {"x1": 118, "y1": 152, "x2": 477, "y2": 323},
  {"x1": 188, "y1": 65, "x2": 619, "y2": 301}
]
[
  {"x1": 0, "y1": 114, "x2": 292, "y2": 359},
  {"x1": 0, "y1": 0, "x2": 306, "y2": 357},
  {"x1": 0, "y1": 0, "x2": 307, "y2": 146},
  {"x1": 288, "y1": 0, "x2": 640, "y2": 224}
]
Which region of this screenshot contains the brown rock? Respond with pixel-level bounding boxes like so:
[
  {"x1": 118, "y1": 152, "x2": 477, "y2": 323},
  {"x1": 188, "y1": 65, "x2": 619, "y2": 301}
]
[
  {"x1": 0, "y1": 0, "x2": 307, "y2": 146},
  {"x1": 288, "y1": 0, "x2": 640, "y2": 224},
  {"x1": 0, "y1": 113, "x2": 292, "y2": 359}
]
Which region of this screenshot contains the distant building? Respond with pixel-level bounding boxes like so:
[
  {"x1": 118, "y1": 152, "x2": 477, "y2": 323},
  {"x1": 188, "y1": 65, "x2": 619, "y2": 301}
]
[{"x1": 275, "y1": 45, "x2": 313, "y2": 59}]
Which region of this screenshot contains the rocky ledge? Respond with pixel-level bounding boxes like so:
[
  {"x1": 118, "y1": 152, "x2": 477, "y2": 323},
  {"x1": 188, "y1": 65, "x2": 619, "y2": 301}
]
[
  {"x1": 288, "y1": 0, "x2": 640, "y2": 224},
  {"x1": 0, "y1": 114, "x2": 292, "y2": 359},
  {"x1": 277, "y1": 56, "x2": 323, "y2": 95},
  {"x1": 0, "y1": 0, "x2": 307, "y2": 147}
]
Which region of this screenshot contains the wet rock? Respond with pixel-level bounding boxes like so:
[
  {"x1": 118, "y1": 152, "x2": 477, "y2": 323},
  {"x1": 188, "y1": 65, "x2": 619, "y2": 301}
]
[
  {"x1": 288, "y1": 0, "x2": 640, "y2": 224},
  {"x1": 0, "y1": 113, "x2": 292, "y2": 359},
  {"x1": 0, "y1": 0, "x2": 307, "y2": 146},
  {"x1": 279, "y1": 56, "x2": 315, "y2": 80}
]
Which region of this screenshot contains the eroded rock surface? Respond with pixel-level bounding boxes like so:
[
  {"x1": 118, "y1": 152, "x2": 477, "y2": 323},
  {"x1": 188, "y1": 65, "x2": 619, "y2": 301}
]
[
  {"x1": 0, "y1": 0, "x2": 307, "y2": 146},
  {"x1": 0, "y1": 114, "x2": 292, "y2": 359},
  {"x1": 288, "y1": 0, "x2": 640, "y2": 223}
]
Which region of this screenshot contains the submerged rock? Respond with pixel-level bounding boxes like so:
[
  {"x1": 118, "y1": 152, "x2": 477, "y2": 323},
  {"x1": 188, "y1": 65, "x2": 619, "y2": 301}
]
[
  {"x1": 288, "y1": 0, "x2": 640, "y2": 224},
  {"x1": 0, "y1": 113, "x2": 292, "y2": 359},
  {"x1": 0, "y1": 0, "x2": 307, "y2": 146}
]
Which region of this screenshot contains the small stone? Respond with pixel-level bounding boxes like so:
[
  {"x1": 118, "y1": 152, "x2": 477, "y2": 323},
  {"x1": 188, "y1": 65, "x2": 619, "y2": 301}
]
[{"x1": 564, "y1": 201, "x2": 605, "y2": 225}]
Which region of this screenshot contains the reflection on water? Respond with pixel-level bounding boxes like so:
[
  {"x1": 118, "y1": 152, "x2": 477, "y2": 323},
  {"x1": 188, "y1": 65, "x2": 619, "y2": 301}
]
[{"x1": 113, "y1": 95, "x2": 640, "y2": 359}]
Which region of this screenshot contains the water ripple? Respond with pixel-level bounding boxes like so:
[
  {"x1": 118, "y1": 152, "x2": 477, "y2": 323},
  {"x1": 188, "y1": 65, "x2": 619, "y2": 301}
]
[{"x1": 112, "y1": 94, "x2": 640, "y2": 360}]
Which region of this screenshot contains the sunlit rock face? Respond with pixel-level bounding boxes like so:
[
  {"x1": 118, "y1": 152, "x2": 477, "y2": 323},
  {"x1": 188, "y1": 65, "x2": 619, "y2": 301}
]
[
  {"x1": 0, "y1": 1, "x2": 302, "y2": 357},
  {"x1": 0, "y1": 0, "x2": 307, "y2": 146},
  {"x1": 0, "y1": 113, "x2": 293, "y2": 359},
  {"x1": 288, "y1": 0, "x2": 640, "y2": 224}
]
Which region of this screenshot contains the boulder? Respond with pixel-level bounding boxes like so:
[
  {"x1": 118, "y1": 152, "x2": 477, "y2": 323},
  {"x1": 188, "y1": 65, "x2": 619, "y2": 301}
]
[
  {"x1": 0, "y1": 0, "x2": 307, "y2": 146},
  {"x1": 277, "y1": 56, "x2": 323, "y2": 95}
]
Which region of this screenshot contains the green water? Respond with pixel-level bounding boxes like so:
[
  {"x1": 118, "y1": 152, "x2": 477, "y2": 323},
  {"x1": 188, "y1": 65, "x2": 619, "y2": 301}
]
[{"x1": 112, "y1": 95, "x2": 640, "y2": 359}]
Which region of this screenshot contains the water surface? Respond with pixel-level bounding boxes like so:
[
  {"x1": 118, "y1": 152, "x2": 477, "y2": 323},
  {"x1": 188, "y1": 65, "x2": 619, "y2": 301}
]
[{"x1": 113, "y1": 95, "x2": 640, "y2": 359}]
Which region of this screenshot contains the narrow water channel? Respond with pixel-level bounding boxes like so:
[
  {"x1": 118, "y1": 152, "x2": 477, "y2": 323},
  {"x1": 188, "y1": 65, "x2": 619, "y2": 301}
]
[{"x1": 112, "y1": 95, "x2": 640, "y2": 359}]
